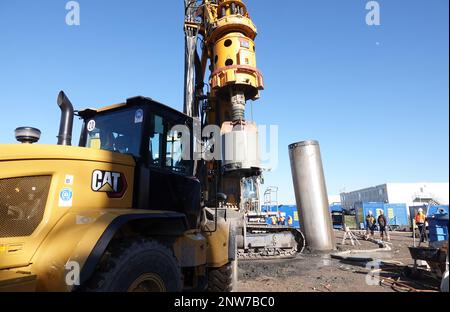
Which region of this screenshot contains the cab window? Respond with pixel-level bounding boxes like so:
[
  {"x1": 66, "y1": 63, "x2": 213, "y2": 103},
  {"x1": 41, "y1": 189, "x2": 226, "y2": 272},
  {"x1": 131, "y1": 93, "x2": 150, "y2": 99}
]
[
  {"x1": 149, "y1": 114, "x2": 164, "y2": 166},
  {"x1": 147, "y1": 113, "x2": 192, "y2": 175},
  {"x1": 84, "y1": 108, "x2": 143, "y2": 157},
  {"x1": 166, "y1": 128, "x2": 186, "y2": 173}
]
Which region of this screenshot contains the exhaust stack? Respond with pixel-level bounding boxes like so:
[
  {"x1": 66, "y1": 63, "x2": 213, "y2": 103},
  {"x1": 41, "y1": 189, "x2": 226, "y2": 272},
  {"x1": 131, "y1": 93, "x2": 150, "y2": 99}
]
[
  {"x1": 57, "y1": 91, "x2": 74, "y2": 146},
  {"x1": 289, "y1": 140, "x2": 336, "y2": 252}
]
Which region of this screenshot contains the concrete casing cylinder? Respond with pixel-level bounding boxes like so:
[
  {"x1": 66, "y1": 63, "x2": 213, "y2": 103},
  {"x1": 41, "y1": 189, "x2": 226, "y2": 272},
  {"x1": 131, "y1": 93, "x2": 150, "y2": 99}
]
[{"x1": 289, "y1": 140, "x2": 335, "y2": 251}]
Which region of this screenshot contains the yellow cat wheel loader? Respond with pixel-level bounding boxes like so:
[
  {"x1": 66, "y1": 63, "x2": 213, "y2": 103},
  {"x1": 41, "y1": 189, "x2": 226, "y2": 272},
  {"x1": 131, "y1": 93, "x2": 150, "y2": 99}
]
[{"x1": 0, "y1": 92, "x2": 237, "y2": 292}]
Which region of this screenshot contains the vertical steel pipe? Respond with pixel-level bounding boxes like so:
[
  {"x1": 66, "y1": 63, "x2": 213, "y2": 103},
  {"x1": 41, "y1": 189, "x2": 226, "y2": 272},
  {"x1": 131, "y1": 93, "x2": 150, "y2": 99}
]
[{"x1": 289, "y1": 140, "x2": 335, "y2": 251}]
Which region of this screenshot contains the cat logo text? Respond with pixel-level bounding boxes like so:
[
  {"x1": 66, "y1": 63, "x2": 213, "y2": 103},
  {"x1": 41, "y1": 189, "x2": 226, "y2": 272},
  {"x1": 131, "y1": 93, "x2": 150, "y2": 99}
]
[{"x1": 91, "y1": 170, "x2": 127, "y2": 198}]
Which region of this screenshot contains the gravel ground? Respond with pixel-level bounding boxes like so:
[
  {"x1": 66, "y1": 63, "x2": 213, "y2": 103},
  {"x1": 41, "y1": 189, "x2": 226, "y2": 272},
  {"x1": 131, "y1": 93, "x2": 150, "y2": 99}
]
[{"x1": 236, "y1": 230, "x2": 440, "y2": 292}]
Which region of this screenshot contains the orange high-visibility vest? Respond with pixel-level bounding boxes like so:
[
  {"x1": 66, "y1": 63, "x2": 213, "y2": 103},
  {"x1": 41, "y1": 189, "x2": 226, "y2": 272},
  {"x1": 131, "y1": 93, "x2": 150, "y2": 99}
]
[
  {"x1": 415, "y1": 212, "x2": 425, "y2": 224},
  {"x1": 288, "y1": 216, "x2": 293, "y2": 225}
]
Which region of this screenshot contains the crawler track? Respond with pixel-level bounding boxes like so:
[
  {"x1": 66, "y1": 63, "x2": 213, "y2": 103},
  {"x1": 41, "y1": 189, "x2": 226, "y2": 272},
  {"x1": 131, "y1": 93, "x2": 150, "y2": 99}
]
[{"x1": 238, "y1": 227, "x2": 305, "y2": 260}]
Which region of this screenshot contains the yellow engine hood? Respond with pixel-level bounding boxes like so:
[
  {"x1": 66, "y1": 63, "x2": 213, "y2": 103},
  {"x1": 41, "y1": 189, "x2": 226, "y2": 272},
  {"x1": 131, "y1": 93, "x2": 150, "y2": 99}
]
[
  {"x1": 0, "y1": 143, "x2": 136, "y2": 271},
  {"x1": 0, "y1": 144, "x2": 135, "y2": 166}
]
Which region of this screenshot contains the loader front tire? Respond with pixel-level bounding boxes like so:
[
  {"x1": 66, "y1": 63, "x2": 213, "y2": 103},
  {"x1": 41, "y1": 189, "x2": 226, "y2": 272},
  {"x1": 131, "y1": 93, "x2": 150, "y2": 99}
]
[
  {"x1": 83, "y1": 239, "x2": 182, "y2": 292},
  {"x1": 207, "y1": 260, "x2": 237, "y2": 292}
]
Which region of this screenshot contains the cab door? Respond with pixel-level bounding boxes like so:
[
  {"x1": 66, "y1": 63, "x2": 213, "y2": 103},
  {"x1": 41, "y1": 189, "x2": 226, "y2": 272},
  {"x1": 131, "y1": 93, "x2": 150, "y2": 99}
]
[{"x1": 137, "y1": 109, "x2": 201, "y2": 229}]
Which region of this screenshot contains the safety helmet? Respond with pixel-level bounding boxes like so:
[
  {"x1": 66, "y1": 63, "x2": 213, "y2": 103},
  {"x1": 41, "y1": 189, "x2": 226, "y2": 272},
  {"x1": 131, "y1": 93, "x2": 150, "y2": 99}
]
[
  {"x1": 368, "y1": 210, "x2": 373, "y2": 215},
  {"x1": 418, "y1": 208, "x2": 423, "y2": 213}
]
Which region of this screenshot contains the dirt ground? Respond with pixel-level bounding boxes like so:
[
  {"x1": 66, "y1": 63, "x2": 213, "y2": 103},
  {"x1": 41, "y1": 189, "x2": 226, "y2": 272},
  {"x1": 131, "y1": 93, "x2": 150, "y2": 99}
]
[{"x1": 237, "y1": 230, "x2": 441, "y2": 292}]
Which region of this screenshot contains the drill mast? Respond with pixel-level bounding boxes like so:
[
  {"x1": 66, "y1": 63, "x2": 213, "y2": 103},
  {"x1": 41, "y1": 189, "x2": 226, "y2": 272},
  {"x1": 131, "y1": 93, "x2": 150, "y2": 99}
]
[{"x1": 184, "y1": 0, "x2": 264, "y2": 209}]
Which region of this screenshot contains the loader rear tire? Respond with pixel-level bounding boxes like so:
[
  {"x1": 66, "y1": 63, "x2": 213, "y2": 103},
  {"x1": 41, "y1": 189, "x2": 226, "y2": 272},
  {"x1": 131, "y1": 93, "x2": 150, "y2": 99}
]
[
  {"x1": 83, "y1": 239, "x2": 182, "y2": 292},
  {"x1": 207, "y1": 260, "x2": 237, "y2": 292}
]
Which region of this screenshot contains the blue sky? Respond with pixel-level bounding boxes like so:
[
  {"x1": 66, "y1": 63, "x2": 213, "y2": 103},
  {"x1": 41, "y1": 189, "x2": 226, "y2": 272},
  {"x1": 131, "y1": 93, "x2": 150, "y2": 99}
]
[{"x1": 0, "y1": 0, "x2": 448, "y2": 204}]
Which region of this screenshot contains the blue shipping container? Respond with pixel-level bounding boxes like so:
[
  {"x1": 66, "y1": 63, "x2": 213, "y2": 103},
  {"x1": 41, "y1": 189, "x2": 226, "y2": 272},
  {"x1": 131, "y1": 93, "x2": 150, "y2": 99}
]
[
  {"x1": 355, "y1": 202, "x2": 385, "y2": 229},
  {"x1": 428, "y1": 223, "x2": 448, "y2": 242},
  {"x1": 427, "y1": 206, "x2": 449, "y2": 242},
  {"x1": 383, "y1": 203, "x2": 409, "y2": 227},
  {"x1": 427, "y1": 205, "x2": 449, "y2": 217}
]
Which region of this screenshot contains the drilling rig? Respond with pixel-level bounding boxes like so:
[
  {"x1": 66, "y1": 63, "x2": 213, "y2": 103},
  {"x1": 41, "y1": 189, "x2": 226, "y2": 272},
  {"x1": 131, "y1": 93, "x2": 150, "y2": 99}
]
[{"x1": 184, "y1": 0, "x2": 304, "y2": 259}]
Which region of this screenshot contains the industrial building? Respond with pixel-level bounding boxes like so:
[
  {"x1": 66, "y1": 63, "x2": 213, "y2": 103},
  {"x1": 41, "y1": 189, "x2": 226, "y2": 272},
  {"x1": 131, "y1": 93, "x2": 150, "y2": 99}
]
[{"x1": 340, "y1": 183, "x2": 449, "y2": 213}]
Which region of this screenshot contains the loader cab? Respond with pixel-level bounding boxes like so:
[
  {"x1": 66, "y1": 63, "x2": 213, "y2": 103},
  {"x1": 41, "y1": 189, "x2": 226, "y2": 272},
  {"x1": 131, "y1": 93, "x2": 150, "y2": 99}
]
[{"x1": 78, "y1": 96, "x2": 201, "y2": 228}]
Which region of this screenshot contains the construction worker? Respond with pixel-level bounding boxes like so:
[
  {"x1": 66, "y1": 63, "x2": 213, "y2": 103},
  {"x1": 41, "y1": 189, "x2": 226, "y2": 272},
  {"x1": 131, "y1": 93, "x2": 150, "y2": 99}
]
[
  {"x1": 415, "y1": 208, "x2": 427, "y2": 242},
  {"x1": 100, "y1": 127, "x2": 115, "y2": 151},
  {"x1": 287, "y1": 215, "x2": 293, "y2": 226},
  {"x1": 377, "y1": 210, "x2": 389, "y2": 241},
  {"x1": 365, "y1": 210, "x2": 376, "y2": 240},
  {"x1": 271, "y1": 215, "x2": 277, "y2": 225},
  {"x1": 278, "y1": 212, "x2": 286, "y2": 225}
]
